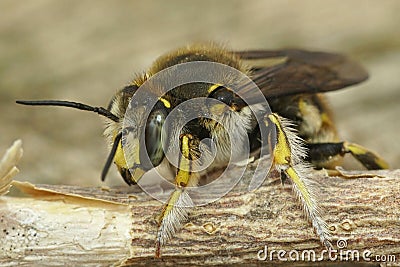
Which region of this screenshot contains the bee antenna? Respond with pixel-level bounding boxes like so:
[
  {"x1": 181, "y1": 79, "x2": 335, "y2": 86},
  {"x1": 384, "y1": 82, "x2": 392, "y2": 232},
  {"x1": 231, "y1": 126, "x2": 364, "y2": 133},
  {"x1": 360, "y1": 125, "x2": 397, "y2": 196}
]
[
  {"x1": 101, "y1": 132, "x2": 122, "y2": 182},
  {"x1": 16, "y1": 100, "x2": 119, "y2": 122}
]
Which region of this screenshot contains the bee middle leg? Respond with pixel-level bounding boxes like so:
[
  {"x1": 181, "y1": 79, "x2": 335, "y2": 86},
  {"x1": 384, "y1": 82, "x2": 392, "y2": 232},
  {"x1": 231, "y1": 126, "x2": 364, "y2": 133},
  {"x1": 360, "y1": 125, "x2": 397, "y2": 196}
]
[
  {"x1": 306, "y1": 142, "x2": 389, "y2": 170},
  {"x1": 155, "y1": 133, "x2": 199, "y2": 257}
]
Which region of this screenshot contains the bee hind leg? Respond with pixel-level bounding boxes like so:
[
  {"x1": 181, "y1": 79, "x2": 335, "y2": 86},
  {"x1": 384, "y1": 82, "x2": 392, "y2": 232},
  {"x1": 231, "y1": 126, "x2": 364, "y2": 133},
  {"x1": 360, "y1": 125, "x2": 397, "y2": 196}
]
[
  {"x1": 306, "y1": 142, "x2": 389, "y2": 170},
  {"x1": 264, "y1": 113, "x2": 332, "y2": 248}
]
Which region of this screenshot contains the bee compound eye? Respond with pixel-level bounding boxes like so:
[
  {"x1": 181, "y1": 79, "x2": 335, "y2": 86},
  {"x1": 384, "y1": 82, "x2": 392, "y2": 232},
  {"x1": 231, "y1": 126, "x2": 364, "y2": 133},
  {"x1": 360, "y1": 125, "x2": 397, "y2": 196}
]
[{"x1": 141, "y1": 108, "x2": 167, "y2": 169}]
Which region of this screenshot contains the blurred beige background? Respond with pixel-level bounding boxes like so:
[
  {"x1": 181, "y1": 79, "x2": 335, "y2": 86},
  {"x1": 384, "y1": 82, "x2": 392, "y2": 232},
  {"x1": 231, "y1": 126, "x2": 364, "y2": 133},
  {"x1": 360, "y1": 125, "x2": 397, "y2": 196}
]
[{"x1": 1, "y1": 0, "x2": 399, "y2": 186}]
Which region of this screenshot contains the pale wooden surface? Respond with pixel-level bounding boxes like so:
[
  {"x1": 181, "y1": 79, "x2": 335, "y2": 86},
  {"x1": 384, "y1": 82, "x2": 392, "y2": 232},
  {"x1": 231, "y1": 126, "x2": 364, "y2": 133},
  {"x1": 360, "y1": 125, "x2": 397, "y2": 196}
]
[
  {"x1": 0, "y1": 141, "x2": 398, "y2": 265},
  {"x1": 1, "y1": 165, "x2": 399, "y2": 266}
]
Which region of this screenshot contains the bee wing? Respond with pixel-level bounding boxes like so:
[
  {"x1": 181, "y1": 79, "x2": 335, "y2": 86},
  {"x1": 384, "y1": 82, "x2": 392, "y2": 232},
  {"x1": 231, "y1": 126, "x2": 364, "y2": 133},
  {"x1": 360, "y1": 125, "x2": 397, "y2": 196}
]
[{"x1": 233, "y1": 49, "x2": 368, "y2": 103}]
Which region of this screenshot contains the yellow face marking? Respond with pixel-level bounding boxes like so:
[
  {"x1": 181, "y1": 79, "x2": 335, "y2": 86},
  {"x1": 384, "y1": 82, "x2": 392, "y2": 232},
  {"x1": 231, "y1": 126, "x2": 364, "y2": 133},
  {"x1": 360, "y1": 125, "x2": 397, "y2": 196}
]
[
  {"x1": 113, "y1": 135, "x2": 146, "y2": 183},
  {"x1": 113, "y1": 134, "x2": 140, "y2": 170},
  {"x1": 159, "y1": 97, "x2": 171, "y2": 108},
  {"x1": 208, "y1": 83, "x2": 223, "y2": 94},
  {"x1": 114, "y1": 139, "x2": 128, "y2": 169}
]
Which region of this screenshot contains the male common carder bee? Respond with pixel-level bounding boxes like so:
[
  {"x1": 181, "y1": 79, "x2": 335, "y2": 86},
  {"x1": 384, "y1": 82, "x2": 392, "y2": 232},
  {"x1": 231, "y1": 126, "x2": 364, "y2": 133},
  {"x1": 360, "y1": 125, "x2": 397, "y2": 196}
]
[{"x1": 17, "y1": 44, "x2": 388, "y2": 257}]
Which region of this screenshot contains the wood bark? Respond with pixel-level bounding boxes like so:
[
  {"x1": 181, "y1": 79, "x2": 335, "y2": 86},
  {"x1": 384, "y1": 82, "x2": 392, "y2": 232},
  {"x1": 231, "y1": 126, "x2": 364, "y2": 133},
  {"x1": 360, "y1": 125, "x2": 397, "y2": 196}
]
[{"x1": 0, "y1": 165, "x2": 399, "y2": 266}]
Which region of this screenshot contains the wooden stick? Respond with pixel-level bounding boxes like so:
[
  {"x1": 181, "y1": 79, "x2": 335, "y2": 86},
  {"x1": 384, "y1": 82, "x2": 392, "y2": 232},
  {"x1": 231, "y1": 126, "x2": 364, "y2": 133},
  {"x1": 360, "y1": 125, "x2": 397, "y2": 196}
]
[{"x1": 0, "y1": 165, "x2": 399, "y2": 265}]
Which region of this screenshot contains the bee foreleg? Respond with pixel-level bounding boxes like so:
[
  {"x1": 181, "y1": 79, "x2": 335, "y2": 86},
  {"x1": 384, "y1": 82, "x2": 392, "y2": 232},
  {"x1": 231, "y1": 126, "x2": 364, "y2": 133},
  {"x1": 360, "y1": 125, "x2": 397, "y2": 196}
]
[
  {"x1": 155, "y1": 133, "x2": 199, "y2": 257},
  {"x1": 306, "y1": 142, "x2": 389, "y2": 170},
  {"x1": 264, "y1": 113, "x2": 332, "y2": 248}
]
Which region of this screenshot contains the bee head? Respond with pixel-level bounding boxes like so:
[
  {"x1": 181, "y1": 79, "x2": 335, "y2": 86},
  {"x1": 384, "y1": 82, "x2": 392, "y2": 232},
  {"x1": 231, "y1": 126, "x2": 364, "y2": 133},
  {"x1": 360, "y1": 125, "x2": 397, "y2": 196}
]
[{"x1": 106, "y1": 87, "x2": 171, "y2": 185}]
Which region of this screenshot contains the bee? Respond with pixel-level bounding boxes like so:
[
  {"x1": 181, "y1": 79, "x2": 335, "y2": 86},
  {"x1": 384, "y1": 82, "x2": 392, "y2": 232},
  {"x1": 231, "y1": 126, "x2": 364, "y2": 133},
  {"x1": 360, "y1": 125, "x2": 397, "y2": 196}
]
[{"x1": 17, "y1": 44, "x2": 388, "y2": 257}]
